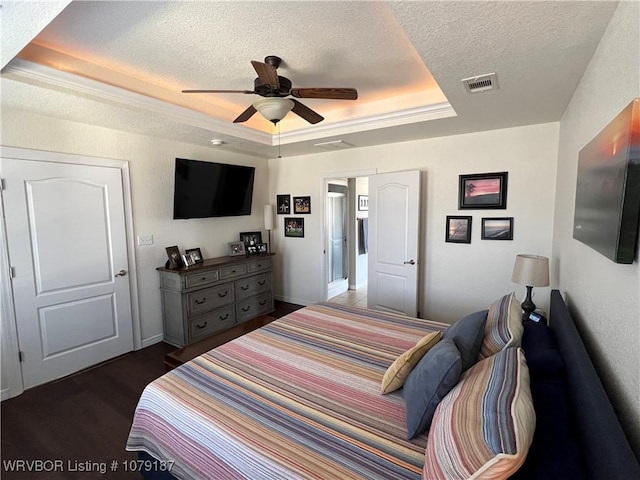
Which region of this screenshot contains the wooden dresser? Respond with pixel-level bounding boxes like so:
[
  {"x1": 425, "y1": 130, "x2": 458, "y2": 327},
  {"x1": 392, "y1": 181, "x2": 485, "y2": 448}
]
[{"x1": 157, "y1": 253, "x2": 275, "y2": 347}]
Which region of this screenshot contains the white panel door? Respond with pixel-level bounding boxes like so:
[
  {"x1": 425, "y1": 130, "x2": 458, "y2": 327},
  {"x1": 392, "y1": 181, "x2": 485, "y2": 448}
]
[
  {"x1": 1, "y1": 158, "x2": 134, "y2": 388},
  {"x1": 367, "y1": 170, "x2": 420, "y2": 316}
]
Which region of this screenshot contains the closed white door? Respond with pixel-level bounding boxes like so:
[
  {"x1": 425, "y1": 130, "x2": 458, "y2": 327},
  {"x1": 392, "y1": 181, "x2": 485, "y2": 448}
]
[
  {"x1": 367, "y1": 170, "x2": 420, "y2": 317},
  {"x1": 1, "y1": 157, "x2": 134, "y2": 389}
]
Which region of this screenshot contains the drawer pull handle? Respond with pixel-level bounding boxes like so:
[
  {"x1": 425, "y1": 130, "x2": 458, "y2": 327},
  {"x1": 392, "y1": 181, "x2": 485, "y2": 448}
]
[
  {"x1": 195, "y1": 298, "x2": 206, "y2": 305},
  {"x1": 240, "y1": 285, "x2": 250, "y2": 291},
  {"x1": 257, "y1": 264, "x2": 263, "y2": 268},
  {"x1": 196, "y1": 321, "x2": 208, "y2": 329},
  {"x1": 231, "y1": 270, "x2": 236, "y2": 274},
  {"x1": 219, "y1": 314, "x2": 229, "y2": 321},
  {"x1": 201, "y1": 277, "x2": 207, "y2": 281},
  {"x1": 259, "y1": 300, "x2": 267, "y2": 306},
  {"x1": 242, "y1": 306, "x2": 250, "y2": 312},
  {"x1": 218, "y1": 291, "x2": 228, "y2": 298},
  {"x1": 258, "y1": 280, "x2": 266, "y2": 286}
]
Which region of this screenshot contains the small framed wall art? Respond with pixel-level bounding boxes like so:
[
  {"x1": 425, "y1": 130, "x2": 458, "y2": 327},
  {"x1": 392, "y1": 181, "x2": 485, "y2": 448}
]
[
  {"x1": 459, "y1": 172, "x2": 508, "y2": 209},
  {"x1": 358, "y1": 195, "x2": 369, "y2": 211},
  {"x1": 293, "y1": 196, "x2": 311, "y2": 214},
  {"x1": 284, "y1": 217, "x2": 304, "y2": 237},
  {"x1": 481, "y1": 217, "x2": 514, "y2": 240},
  {"x1": 277, "y1": 194, "x2": 291, "y2": 214},
  {"x1": 445, "y1": 216, "x2": 472, "y2": 243}
]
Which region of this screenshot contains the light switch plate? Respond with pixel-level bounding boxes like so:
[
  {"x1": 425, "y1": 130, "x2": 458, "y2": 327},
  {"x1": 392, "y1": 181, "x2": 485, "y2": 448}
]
[{"x1": 137, "y1": 234, "x2": 154, "y2": 246}]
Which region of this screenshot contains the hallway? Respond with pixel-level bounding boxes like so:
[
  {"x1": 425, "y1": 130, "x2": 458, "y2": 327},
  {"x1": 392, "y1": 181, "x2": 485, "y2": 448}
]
[{"x1": 328, "y1": 287, "x2": 367, "y2": 308}]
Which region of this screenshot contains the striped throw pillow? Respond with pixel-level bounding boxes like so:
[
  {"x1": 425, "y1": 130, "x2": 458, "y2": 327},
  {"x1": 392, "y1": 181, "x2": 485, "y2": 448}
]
[
  {"x1": 478, "y1": 292, "x2": 523, "y2": 359},
  {"x1": 423, "y1": 347, "x2": 535, "y2": 480}
]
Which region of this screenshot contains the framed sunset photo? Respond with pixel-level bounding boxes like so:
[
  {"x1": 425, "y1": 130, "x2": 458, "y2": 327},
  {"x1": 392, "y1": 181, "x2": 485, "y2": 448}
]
[{"x1": 459, "y1": 172, "x2": 508, "y2": 209}]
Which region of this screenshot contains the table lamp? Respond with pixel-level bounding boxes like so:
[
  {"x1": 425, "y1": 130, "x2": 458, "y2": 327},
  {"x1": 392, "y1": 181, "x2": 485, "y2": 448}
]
[
  {"x1": 264, "y1": 204, "x2": 274, "y2": 252},
  {"x1": 511, "y1": 254, "x2": 550, "y2": 319}
]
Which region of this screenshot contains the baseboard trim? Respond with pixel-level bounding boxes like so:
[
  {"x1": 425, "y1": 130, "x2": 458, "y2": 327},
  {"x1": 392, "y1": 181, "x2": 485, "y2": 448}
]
[
  {"x1": 274, "y1": 294, "x2": 311, "y2": 306},
  {"x1": 141, "y1": 333, "x2": 164, "y2": 349}
]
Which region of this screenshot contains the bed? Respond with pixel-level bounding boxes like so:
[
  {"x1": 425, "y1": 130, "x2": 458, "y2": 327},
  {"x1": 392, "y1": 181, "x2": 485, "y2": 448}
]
[{"x1": 127, "y1": 291, "x2": 640, "y2": 479}]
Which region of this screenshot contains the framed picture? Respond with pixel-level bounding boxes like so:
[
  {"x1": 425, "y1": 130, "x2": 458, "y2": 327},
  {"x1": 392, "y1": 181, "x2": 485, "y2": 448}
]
[
  {"x1": 284, "y1": 217, "x2": 304, "y2": 238},
  {"x1": 228, "y1": 241, "x2": 246, "y2": 256},
  {"x1": 246, "y1": 245, "x2": 258, "y2": 255},
  {"x1": 293, "y1": 196, "x2": 311, "y2": 214},
  {"x1": 256, "y1": 243, "x2": 268, "y2": 253},
  {"x1": 358, "y1": 195, "x2": 369, "y2": 211},
  {"x1": 184, "y1": 247, "x2": 203, "y2": 263},
  {"x1": 181, "y1": 253, "x2": 196, "y2": 267},
  {"x1": 459, "y1": 172, "x2": 508, "y2": 209},
  {"x1": 165, "y1": 245, "x2": 182, "y2": 269},
  {"x1": 481, "y1": 217, "x2": 514, "y2": 240},
  {"x1": 445, "y1": 216, "x2": 472, "y2": 243},
  {"x1": 277, "y1": 194, "x2": 291, "y2": 214},
  {"x1": 239, "y1": 231, "x2": 262, "y2": 247}
]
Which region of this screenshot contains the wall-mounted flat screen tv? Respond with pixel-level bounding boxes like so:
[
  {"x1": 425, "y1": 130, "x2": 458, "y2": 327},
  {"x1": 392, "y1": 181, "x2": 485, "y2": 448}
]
[
  {"x1": 173, "y1": 158, "x2": 255, "y2": 219},
  {"x1": 573, "y1": 98, "x2": 640, "y2": 264}
]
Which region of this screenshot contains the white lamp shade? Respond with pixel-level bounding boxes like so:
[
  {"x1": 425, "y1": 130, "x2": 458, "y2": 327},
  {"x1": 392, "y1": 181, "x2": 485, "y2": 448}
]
[
  {"x1": 511, "y1": 254, "x2": 550, "y2": 287},
  {"x1": 253, "y1": 98, "x2": 294, "y2": 123},
  {"x1": 263, "y1": 204, "x2": 274, "y2": 230}
]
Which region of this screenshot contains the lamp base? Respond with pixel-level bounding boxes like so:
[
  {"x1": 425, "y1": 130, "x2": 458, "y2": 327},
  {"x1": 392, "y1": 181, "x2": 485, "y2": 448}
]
[{"x1": 521, "y1": 285, "x2": 536, "y2": 320}]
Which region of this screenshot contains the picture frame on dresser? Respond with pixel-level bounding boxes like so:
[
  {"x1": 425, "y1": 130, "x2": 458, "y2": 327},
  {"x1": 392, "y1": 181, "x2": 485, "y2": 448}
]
[
  {"x1": 185, "y1": 247, "x2": 203, "y2": 263},
  {"x1": 165, "y1": 245, "x2": 182, "y2": 269},
  {"x1": 239, "y1": 231, "x2": 262, "y2": 248},
  {"x1": 228, "y1": 241, "x2": 246, "y2": 256}
]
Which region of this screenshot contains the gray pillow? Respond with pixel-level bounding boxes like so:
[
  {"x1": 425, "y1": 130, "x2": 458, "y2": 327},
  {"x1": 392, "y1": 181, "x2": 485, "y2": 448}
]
[
  {"x1": 403, "y1": 338, "x2": 462, "y2": 439},
  {"x1": 442, "y1": 310, "x2": 488, "y2": 371}
]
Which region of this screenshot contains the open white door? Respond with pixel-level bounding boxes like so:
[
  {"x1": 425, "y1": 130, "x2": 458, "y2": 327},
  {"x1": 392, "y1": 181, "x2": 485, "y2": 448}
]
[
  {"x1": 1, "y1": 156, "x2": 134, "y2": 389},
  {"x1": 367, "y1": 170, "x2": 420, "y2": 317}
]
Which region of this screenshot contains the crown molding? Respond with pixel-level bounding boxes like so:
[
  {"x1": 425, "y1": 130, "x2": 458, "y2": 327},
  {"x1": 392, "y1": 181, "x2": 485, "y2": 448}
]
[{"x1": 3, "y1": 59, "x2": 455, "y2": 147}]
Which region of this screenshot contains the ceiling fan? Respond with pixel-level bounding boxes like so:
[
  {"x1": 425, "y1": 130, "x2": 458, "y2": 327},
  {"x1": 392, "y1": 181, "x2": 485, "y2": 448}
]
[{"x1": 182, "y1": 56, "x2": 358, "y2": 125}]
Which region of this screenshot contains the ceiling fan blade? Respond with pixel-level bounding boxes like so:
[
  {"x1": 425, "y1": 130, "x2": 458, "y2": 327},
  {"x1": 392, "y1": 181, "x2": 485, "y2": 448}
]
[
  {"x1": 182, "y1": 89, "x2": 254, "y2": 94},
  {"x1": 290, "y1": 88, "x2": 358, "y2": 100},
  {"x1": 251, "y1": 60, "x2": 280, "y2": 89},
  {"x1": 291, "y1": 99, "x2": 324, "y2": 124},
  {"x1": 233, "y1": 105, "x2": 257, "y2": 123}
]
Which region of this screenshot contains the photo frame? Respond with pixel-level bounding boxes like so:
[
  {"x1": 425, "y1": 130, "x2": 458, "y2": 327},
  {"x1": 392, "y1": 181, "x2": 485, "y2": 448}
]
[
  {"x1": 358, "y1": 195, "x2": 369, "y2": 211},
  {"x1": 277, "y1": 194, "x2": 291, "y2": 214},
  {"x1": 293, "y1": 196, "x2": 311, "y2": 214},
  {"x1": 481, "y1": 217, "x2": 514, "y2": 240},
  {"x1": 246, "y1": 245, "x2": 258, "y2": 255},
  {"x1": 459, "y1": 172, "x2": 508, "y2": 209},
  {"x1": 184, "y1": 247, "x2": 203, "y2": 264},
  {"x1": 181, "y1": 253, "x2": 196, "y2": 267},
  {"x1": 284, "y1": 217, "x2": 304, "y2": 238},
  {"x1": 239, "y1": 231, "x2": 262, "y2": 247},
  {"x1": 256, "y1": 243, "x2": 268, "y2": 254},
  {"x1": 228, "y1": 241, "x2": 246, "y2": 256},
  {"x1": 165, "y1": 245, "x2": 182, "y2": 269},
  {"x1": 445, "y1": 216, "x2": 472, "y2": 243}
]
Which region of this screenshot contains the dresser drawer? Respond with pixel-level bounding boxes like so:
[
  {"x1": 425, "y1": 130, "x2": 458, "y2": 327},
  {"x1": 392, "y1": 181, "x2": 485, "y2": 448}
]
[
  {"x1": 235, "y1": 273, "x2": 271, "y2": 299},
  {"x1": 247, "y1": 258, "x2": 271, "y2": 273},
  {"x1": 189, "y1": 306, "x2": 236, "y2": 342},
  {"x1": 185, "y1": 269, "x2": 219, "y2": 289},
  {"x1": 219, "y1": 263, "x2": 247, "y2": 280},
  {"x1": 235, "y1": 292, "x2": 273, "y2": 323},
  {"x1": 187, "y1": 283, "x2": 234, "y2": 316}
]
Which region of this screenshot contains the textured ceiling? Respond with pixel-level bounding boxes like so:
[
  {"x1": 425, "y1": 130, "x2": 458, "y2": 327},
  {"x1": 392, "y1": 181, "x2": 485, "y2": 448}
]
[{"x1": 1, "y1": 1, "x2": 620, "y2": 158}]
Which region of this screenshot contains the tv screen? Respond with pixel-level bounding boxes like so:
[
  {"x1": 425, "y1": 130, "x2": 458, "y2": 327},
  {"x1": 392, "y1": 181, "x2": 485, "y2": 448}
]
[
  {"x1": 173, "y1": 158, "x2": 255, "y2": 219},
  {"x1": 573, "y1": 98, "x2": 640, "y2": 264}
]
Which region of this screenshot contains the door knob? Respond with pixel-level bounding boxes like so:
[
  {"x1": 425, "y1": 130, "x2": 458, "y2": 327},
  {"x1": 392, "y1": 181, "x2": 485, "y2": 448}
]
[
  {"x1": 115, "y1": 269, "x2": 128, "y2": 277},
  {"x1": 403, "y1": 260, "x2": 416, "y2": 265}
]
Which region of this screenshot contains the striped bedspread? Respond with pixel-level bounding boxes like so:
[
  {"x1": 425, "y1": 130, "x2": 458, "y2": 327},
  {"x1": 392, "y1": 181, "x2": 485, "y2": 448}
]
[{"x1": 126, "y1": 303, "x2": 447, "y2": 479}]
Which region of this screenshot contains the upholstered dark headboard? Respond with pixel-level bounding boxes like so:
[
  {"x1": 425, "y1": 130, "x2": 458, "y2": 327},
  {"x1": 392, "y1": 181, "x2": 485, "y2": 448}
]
[{"x1": 549, "y1": 289, "x2": 640, "y2": 479}]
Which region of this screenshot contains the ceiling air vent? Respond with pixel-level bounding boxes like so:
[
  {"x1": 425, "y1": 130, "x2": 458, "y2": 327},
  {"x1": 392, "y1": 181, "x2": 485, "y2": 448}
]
[{"x1": 462, "y1": 73, "x2": 498, "y2": 93}]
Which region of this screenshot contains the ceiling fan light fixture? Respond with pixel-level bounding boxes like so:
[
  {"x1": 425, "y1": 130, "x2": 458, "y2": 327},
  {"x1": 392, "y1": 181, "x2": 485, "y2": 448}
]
[{"x1": 253, "y1": 98, "x2": 294, "y2": 124}]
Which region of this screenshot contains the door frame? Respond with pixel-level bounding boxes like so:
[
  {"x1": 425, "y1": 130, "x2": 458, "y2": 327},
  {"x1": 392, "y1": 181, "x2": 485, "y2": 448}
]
[
  {"x1": 320, "y1": 168, "x2": 376, "y2": 301},
  {"x1": 0, "y1": 147, "x2": 142, "y2": 398}
]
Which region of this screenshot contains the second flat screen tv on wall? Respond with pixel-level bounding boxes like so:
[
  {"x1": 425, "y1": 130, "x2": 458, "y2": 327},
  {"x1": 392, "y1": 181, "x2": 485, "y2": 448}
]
[{"x1": 173, "y1": 158, "x2": 255, "y2": 219}]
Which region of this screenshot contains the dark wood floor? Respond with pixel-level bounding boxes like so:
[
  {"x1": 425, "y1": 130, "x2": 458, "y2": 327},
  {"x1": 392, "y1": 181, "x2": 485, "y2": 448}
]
[{"x1": 1, "y1": 301, "x2": 302, "y2": 479}]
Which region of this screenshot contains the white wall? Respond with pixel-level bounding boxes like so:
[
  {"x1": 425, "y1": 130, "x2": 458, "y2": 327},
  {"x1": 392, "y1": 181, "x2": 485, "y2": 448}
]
[
  {"x1": 552, "y1": 0, "x2": 640, "y2": 453},
  {"x1": 354, "y1": 176, "x2": 368, "y2": 289},
  {"x1": 1, "y1": 108, "x2": 268, "y2": 346},
  {"x1": 269, "y1": 122, "x2": 559, "y2": 322}
]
